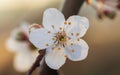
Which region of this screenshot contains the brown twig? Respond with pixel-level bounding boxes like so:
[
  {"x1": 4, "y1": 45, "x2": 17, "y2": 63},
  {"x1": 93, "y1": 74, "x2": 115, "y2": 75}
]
[{"x1": 28, "y1": 50, "x2": 45, "y2": 75}]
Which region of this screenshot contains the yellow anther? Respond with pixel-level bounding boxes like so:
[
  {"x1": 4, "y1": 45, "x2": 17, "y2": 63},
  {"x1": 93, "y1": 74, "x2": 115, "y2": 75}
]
[
  {"x1": 58, "y1": 48, "x2": 61, "y2": 50},
  {"x1": 68, "y1": 37, "x2": 71, "y2": 40},
  {"x1": 71, "y1": 33, "x2": 74, "y2": 36},
  {"x1": 68, "y1": 22, "x2": 71, "y2": 25},
  {"x1": 52, "y1": 37, "x2": 56, "y2": 40},
  {"x1": 77, "y1": 38, "x2": 80, "y2": 41},
  {"x1": 48, "y1": 31, "x2": 51, "y2": 33},
  {"x1": 52, "y1": 47, "x2": 54, "y2": 50},
  {"x1": 64, "y1": 21, "x2": 67, "y2": 25},
  {"x1": 71, "y1": 49, "x2": 75, "y2": 53},
  {"x1": 71, "y1": 43, "x2": 73, "y2": 46},
  {"x1": 59, "y1": 27, "x2": 62, "y2": 30},
  {"x1": 45, "y1": 44, "x2": 49, "y2": 46},
  {"x1": 76, "y1": 33, "x2": 79, "y2": 36},
  {"x1": 51, "y1": 25, "x2": 54, "y2": 29}
]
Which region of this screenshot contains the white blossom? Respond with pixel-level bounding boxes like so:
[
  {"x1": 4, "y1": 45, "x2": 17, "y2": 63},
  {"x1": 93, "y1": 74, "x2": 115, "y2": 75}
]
[
  {"x1": 6, "y1": 22, "x2": 38, "y2": 72},
  {"x1": 29, "y1": 8, "x2": 89, "y2": 70}
]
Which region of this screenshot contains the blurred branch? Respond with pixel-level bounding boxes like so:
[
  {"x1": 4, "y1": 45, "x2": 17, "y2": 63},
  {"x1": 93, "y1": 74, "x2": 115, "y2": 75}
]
[
  {"x1": 39, "y1": 58, "x2": 60, "y2": 75},
  {"x1": 62, "y1": 0, "x2": 85, "y2": 19}
]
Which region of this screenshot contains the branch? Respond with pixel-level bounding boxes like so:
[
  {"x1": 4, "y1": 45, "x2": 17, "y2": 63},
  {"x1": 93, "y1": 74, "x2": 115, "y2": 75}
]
[{"x1": 62, "y1": 0, "x2": 85, "y2": 19}]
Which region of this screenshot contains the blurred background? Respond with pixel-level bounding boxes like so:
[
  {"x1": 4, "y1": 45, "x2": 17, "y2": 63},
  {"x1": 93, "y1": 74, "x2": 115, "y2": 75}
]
[{"x1": 0, "y1": 0, "x2": 120, "y2": 75}]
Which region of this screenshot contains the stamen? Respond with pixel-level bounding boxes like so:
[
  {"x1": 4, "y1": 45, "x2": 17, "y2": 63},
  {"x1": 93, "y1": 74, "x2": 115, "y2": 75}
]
[
  {"x1": 68, "y1": 22, "x2": 71, "y2": 25},
  {"x1": 58, "y1": 47, "x2": 61, "y2": 50},
  {"x1": 68, "y1": 37, "x2": 71, "y2": 40},
  {"x1": 71, "y1": 33, "x2": 74, "y2": 36},
  {"x1": 51, "y1": 25, "x2": 54, "y2": 29},
  {"x1": 48, "y1": 31, "x2": 51, "y2": 33},
  {"x1": 45, "y1": 44, "x2": 49, "y2": 46},
  {"x1": 76, "y1": 33, "x2": 79, "y2": 36},
  {"x1": 52, "y1": 37, "x2": 56, "y2": 40},
  {"x1": 64, "y1": 21, "x2": 67, "y2": 25},
  {"x1": 71, "y1": 43, "x2": 73, "y2": 46},
  {"x1": 71, "y1": 49, "x2": 75, "y2": 53},
  {"x1": 77, "y1": 38, "x2": 80, "y2": 41},
  {"x1": 55, "y1": 44, "x2": 59, "y2": 46},
  {"x1": 59, "y1": 27, "x2": 62, "y2": 30},
  {"x1": 52, "y1": 47, "x2": 54, "y2": 50}
]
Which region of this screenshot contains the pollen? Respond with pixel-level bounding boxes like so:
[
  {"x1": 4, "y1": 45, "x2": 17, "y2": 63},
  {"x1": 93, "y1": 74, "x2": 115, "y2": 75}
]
[
  {"x1": 58, "y1": 47, "x2": 61, "y2": 50},
  {"x1": 77, "y1": 38, "x2": 80, "y2": 41},
  {"x1": 68, "y1": 37, "x2": 71, "y2": 40},
  {"x1": 71, "y1": 43, "x2": 73, "y2": 46},
  {"x1": 71, "y1": 49, "x2": 75, "y2": 53},
  {"x1": 45, "y1": 44, "x2": 49, "y2": 46},
  {"x1": 59, "y1": 27, "x2": 62, "y2": 30},
  {"x1": 52, "y1": 47, "x2": 54, "y2": 50},
  {"x1": 76, "y1": 33, "x2": 79, "y2": 36},
  {"x1": 71, "y1": 33, "x2": 74, "y2": 36},
  {"x1": 48, "y1": 31, "x2": 51, "y2": 33},
  {"x1": 55, "y1": 44, "x2": 59, "y2": 46},
  {"x1": 52, "y1": 37, "x2": 56, "y2": 40},
  {"x1": 51, "y1": 25, "x2": 54, "y2": 29},
  {"x1": 64, "y1": 21, "x2": 67, "y2": 25}
]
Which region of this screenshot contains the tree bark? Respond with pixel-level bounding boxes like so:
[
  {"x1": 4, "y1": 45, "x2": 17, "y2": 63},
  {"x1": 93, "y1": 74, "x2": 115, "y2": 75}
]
[{"x1": 39, "y1": 0, "x2": 85, "y2": 75}]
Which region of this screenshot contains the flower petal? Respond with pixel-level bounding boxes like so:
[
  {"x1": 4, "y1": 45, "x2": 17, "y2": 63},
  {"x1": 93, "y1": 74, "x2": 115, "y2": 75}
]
[
  {"x1": 6, "y1": 37, "x2": 30, "y2": 52},
  {"x1": 45, "y1": 46, "x2": 66, "y2": 70},
  {"x1": 43, "y1": 8, "x2": 65, "y2": 32},
  {"x1": 65, "y1": 16, "x2": 89, "y2": 40},
  {"x1": 14, "y1": 52, "x2": 34, "y2": 72},
  {"x1": 29, "y1": 28, "x2": 55, "y2": 49},
  {"x1": 65, "y1": 39, "x2": 89, "y2": 61},
  {"x1": 20, "y1": 22, "x2": 30, "y2": 36}
]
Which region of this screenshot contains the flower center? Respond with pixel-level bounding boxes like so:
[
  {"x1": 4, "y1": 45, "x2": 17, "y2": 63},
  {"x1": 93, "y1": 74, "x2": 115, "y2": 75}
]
[
  {"x1": 56, "y1": 32, "x2": 66, "y2": 45},
  {"x1": 58, "y1": 35, "x2": 66, "y2": 42}
]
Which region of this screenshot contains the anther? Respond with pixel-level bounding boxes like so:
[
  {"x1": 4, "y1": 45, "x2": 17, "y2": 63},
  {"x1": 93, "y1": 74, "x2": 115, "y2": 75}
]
[
  {"x1": 76, "y1": 33, "x2": 79, "y2": 36},
  {"x1": 45, "y1": 44, "x2": 49, "y2": 46},
  {"x1": 68, "y1": 22, "x2": 71, "y2": 25},
  {"x1": 72, "y1": 49, "x2": 75, "y2": 53},
  {"x1": 51, "y1": 25, "x2": 54, "y2": 29},
  {"x1": 58, "y1": 48, "x2": 61, "y2": 50},
  {"x1": 77, "y1": 38, "x2": 80, "y2": 41},
  {"x1": 52, "y1": 47, "x2": 54, "y2": 50},
  {"x1": 71, "y1": 33, "x2": 74, "y2": 36},
  {"x1": 71, "y1": 43, "x2": 73, "y2": 46},
  {"x1": 59, "y1": 27, "x2": 62, "y2": 30},
  {"x1": 64, "y1": 21, "x2": 67, "y2": 25},
  {"x1": 48, "y1": 31, "x2": 51, "y2": 33}
]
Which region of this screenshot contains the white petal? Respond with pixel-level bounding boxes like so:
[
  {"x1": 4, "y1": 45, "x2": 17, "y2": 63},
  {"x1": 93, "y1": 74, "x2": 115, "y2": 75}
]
[
  {"x1": 65, "y1": 16, "x2": 89, "y2": 39},
  {"x1": 14, "y1": 52, "x2": 34, "y2": 72},
  {"x1": 65, "y1": 39, "x2": 89, "y2": 61},
  {"x1": 29, "y1": 28, "x2": 55, "y2": 49},
  {"x1": 20, "y1": 22, "x2": 30, "y2": 36},
  {"x1": 78, "y1": 16, "x2": 89, "y2": 30},
  {"x1": 43, "y1": 8, "x2": 65, "y2": 32},
  {"x1": 11, "y1": 24, "x2": 29, "y2": 39},
  {"x1": 45, "y1": 46, "x2": 66, "y2": 70},
  {"x1": 6, "y1": 37, "x2": 30, "y2": 52}
]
